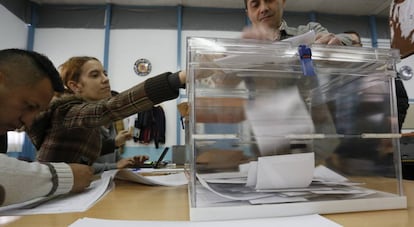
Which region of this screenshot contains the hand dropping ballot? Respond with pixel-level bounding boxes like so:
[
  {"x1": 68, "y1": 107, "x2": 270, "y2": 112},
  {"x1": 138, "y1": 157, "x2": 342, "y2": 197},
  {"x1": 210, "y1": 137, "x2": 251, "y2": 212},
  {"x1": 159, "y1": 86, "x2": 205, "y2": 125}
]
[
  {"x1": 242, "y1": 85, "x2": 316, "y2": 189},
  {"x1": 244, "y1": 86, "x2": 315, "y2": 156}
]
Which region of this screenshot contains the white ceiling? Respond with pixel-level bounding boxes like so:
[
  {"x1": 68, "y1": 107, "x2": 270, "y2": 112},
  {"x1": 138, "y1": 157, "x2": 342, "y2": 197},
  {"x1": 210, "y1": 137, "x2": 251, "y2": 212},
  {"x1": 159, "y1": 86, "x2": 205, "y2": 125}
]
[{"x1": 31, "y1": 0, "x2": 392, "y2": 17}]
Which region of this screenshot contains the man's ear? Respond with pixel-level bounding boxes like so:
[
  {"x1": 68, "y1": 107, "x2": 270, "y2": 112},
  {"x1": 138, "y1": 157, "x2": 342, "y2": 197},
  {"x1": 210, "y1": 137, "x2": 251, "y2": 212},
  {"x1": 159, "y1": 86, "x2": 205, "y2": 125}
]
[{"x1": 67, "y1": 80, "x2": 79, "y2": 93}]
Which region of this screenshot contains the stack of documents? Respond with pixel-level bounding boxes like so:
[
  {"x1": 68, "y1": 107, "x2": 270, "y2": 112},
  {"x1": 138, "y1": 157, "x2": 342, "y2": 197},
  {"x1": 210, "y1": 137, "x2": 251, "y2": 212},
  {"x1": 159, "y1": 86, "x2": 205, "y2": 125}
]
[{"x1": 196, "y1": 157, "x2": 375, "y2": 207}]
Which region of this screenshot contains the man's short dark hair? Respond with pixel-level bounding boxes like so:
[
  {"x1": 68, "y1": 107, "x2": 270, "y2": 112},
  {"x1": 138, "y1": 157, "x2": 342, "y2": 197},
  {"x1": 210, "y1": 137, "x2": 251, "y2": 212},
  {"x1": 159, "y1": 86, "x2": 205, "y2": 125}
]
[{"x1": 0, "y1": 48, "x2": 64, "y2": 92}]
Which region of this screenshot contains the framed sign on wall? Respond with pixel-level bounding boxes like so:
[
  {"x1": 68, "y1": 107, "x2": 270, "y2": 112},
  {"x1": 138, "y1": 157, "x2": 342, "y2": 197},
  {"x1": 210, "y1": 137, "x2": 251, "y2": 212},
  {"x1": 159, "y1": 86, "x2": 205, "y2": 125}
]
[{"x1": 134, "y1": 58, "x2": 152, "y2": 76}]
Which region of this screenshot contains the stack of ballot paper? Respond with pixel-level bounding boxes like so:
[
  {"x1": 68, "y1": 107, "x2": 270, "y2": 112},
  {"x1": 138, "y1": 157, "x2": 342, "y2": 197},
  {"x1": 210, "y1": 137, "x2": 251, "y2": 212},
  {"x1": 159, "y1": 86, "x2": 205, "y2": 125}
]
[{"x1": 196, "y1": 157, "x2": 375, "y2": 206}]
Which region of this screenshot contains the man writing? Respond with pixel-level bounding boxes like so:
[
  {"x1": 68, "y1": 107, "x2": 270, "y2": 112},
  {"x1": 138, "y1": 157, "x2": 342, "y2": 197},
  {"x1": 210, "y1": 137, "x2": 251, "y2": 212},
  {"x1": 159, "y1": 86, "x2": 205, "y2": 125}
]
[{"x1": 0, "y1": 48, "x2": 93, "y2": 206}]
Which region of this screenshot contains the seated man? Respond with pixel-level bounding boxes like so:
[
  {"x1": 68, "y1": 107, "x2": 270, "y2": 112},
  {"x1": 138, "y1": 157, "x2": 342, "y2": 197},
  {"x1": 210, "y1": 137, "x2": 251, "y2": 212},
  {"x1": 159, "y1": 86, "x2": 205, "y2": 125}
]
[{"x1": 0, "y1": 48, "x2": 93, "y2": 206}]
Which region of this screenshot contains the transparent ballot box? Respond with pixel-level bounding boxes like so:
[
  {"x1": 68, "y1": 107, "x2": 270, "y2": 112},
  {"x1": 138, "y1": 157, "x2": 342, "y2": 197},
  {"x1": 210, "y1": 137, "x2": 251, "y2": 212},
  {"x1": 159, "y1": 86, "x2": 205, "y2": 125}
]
[{"x1": 185, "y1": 37, "x2": 407, "y2": 221}]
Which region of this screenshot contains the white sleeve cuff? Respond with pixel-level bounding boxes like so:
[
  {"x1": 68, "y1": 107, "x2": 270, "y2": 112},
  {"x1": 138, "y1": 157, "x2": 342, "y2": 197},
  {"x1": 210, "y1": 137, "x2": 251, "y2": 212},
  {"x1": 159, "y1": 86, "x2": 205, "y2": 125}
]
[{"x1": 49, "y1": 162, "x2": 73, "y2": 195}]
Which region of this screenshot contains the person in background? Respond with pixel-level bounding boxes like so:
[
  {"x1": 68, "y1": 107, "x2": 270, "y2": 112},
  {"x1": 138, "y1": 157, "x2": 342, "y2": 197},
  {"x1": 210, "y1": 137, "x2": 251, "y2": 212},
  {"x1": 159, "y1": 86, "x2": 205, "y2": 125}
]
[
  {"x1": 241, "y1": 0, "x2": 352, "y2": 45},
  {"x1": 327, "y1": 30, "x2": 409, "y2": 175},
  {"x1": 344, "y1": 30, "x2": 409, "y2": 131},
  {"x1": 110, "y1": 90, "x2": 130, "y2": 155},
  {"x1": 0, "y1": 48, "x2": 93, "y2": 206},
  {"x1": 27, "y1": 56, "x2": 185, "y2": 168},
  {"x1": 343, "y1": 30, "x2": 363, "y2": 47},
  {"x1": 93, "y1": 122, "x2": 144, "y2": 174},
  {"x1": 92, "y1": 90, "x2": 137, "y2": 173}
]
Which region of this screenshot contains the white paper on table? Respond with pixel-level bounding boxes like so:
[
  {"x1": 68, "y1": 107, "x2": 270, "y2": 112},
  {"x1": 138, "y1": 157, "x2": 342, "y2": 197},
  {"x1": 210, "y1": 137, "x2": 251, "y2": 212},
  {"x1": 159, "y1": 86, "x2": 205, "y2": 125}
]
[
  {"x1": 244, "y1": 86, "x2": 315, "y2": 155},
  {"x1": 69, "y1": 214, "x2": 342, "y2": 227},
  {"x1": 115, "y1": 169, "x2": 188, "y2": 186},
  {"x1": 0, "y1": 168, "x2": 188, "y2": 215},
  {"x1": 313, "y1": 165, "x2": 348, "y2": 182},
  {"x1": 249, "y1": 195, "x2": 308, "y2": 205},
  {"x1": 0, "y1": 170, "x2": 117, "y2": 215},
  {"x1": 255, "y1": 152, "x2": 315, "y2": 190}
]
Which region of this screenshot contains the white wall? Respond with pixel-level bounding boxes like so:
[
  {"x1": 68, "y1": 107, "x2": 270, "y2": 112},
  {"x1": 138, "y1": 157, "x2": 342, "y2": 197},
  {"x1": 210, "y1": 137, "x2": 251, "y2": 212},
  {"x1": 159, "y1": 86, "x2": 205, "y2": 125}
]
[
  {"x1": 0, "y1": 5, "x2": 28, "y2": 49},
  {"x1": 108, "y1": 29, "x2": 177, "y2": 91},
  {"x1": 34, "y1": 28, "x2": 105, "y2": 66}
]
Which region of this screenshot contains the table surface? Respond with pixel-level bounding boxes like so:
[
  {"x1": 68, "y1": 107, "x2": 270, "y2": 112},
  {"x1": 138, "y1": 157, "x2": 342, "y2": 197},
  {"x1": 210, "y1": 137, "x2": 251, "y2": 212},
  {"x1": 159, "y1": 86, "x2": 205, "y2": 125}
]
[{"x1": 1, "y1": 179, "x2": 414, "y2": 227}]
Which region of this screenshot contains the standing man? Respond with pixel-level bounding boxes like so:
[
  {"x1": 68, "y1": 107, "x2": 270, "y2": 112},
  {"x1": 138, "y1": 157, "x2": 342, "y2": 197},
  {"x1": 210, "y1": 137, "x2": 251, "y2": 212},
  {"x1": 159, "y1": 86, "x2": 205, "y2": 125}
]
[
  {"x1": 343, "y1": 29, "x2": 409, "y2": 130},
  {"x1": 0, "y1": 48, "x2": 93, "y2": 206},
  {"x1": 242, "y1": 0, "x2": 352, "y2": 45}
]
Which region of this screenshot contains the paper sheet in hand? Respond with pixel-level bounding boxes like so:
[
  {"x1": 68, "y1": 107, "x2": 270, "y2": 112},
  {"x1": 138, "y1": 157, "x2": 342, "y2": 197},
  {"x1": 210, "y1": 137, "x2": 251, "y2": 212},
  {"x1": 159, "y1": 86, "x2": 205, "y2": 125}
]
[
  {"x1": 281, "y1": 30, "x2": 316, "y2": 46},
  {"x1": 213, "y1": 30, "x2": 315, "y2": 68},
  {"x1": 255, "y1": 152, "x2": 315, "y2": 190},
  {"x1": 244, "y1": 86, "x2": 315, "y2": 155}
]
